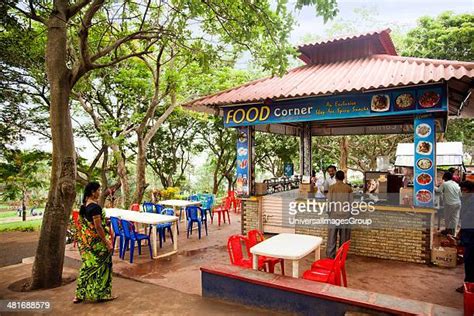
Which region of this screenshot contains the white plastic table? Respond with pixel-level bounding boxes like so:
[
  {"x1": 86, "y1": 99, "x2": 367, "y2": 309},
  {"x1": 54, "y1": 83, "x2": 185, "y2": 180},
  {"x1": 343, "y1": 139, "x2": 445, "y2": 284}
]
[
  {"x1": 159, "y1": 200, "x2": 201, "y2": 222},
  {"x1": 250, "y1": 233, "x2": 323, "y2": 278},
  {"x1": 105, "y1": 208, "x2": 178, "y2": 259}
]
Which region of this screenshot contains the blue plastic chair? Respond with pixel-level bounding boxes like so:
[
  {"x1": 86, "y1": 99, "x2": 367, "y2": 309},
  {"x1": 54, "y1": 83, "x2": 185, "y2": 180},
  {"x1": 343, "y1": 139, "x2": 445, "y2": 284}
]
[
  {"x1": 143, "y1": 202, "x2": 155, "y2": 213},
  {"x1": 186, "y1": 206, "x2": 208, "y2": 239},
  {"x1": 189, "y1": 194, "x2": 199, "y2": 201},
  {"x1": 121, "y1": 219, "x2": 152, "y2": 263},
  {"x1": 158, "y1": 208, "x2": 175, "y2": 244},
  {"x1": 110, "y1": 217, "x2": 124, "y2": 257},
  {"x1": 200, "y1": 195, "x2": 214, "y2": 223},
  {"x1": 155, "y1": 204, "x2": 164, "y2": 214}
]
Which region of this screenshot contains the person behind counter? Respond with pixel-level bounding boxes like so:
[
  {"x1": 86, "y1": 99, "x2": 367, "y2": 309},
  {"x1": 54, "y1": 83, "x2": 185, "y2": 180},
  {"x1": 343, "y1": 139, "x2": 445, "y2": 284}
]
[
  {"x1": 448, "y1": 181, "x2": 474, "y2": 293},
  {"x1": 436, "y1": 171, "x2": 462, "y2": 236},
  {"x1": 448, "y1": 167, "x2": 461, "y2": 184},
  {"x1": 326, "y1": 170, "x2": 353, "y2": 259},
  {"x1": 323, "y1": 165, "x2": 337, "y2": 193}
]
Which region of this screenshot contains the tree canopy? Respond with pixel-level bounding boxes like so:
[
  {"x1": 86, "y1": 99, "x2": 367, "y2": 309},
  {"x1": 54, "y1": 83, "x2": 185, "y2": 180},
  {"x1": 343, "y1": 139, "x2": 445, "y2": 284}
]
[{"x1": 401, "y1": 11, "x2": 474, "y2": 61}]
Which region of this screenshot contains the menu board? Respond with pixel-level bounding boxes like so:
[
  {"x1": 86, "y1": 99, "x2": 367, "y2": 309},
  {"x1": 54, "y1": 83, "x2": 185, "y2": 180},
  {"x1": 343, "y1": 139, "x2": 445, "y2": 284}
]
[
  {"x1": 413, "y1": 116, "x2": 436, "y2": 207},
  {"x1": 236, "y1": 127, "x2": 250, "y2": 196},
  {"x1": 223, "y1": 84, "x2": 447, "y2": 128}
]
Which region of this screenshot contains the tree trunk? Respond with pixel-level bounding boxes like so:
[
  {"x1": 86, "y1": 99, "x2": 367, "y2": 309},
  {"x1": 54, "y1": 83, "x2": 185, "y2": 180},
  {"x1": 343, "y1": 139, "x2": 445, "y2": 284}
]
[
  {"x1": 212, "y1": 179, "x2": 219, "y2": 195},
  {"x1": 133, "y1": 137, "x2": 147, "y2": 203},
  {"x1": 339, "y1": 136, "x2": 349, "y2": 174},
  {"x1": 31, "y1": 4, "x2": 76, "y2": 289},
  {"x1": 99, "y1": 145, "x2": 109, "y2": 207},
  {"x1": 22, "y1": 190, "x2": 26, "y2": 221},
  {"x1": 111, "y1": 144, "x2": 130, "y2": 208},
  {"x1": 226, "y1": 175, "x2": 233, "y2": 191}
]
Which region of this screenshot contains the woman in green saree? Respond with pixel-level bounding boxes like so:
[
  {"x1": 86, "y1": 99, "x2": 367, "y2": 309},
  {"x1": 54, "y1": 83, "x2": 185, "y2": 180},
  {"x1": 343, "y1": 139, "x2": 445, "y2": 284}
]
[{"x1": 74, "y1": 181, "x2": 115, "y2": 303}]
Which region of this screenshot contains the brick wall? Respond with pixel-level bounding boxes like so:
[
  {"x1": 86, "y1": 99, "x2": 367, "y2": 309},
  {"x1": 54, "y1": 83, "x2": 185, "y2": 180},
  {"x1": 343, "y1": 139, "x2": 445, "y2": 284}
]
[
  {"x1": 241, "y1": 198, "x2": 260, "y2": 235},
  {"x1": 295, "y1": 208, "x2": 433, "y2": 264}
]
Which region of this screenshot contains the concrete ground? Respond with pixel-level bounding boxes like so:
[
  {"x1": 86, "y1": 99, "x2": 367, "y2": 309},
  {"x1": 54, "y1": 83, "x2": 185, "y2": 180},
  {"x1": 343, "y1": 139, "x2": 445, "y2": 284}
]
[
  {"x1": 0, "y1": 231, "x2": 40, "y2": 267},
  {"x1": 64, "y1": 211, "x2": 464, "y2": 309},
  {"x1": 0, "y1": 263, "x2": 285, "y2": 316},
  {"x1": 1, "y1": 211, "x2": 465, "y2": 313}
]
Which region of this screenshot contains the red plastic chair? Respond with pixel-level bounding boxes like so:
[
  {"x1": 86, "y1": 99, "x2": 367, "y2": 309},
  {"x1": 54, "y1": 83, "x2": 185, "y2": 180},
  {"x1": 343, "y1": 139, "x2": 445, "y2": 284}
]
[
  {"x1": 465, "y1": 282, "x2": 474, "y2": 316},
  {"x1": 71, "y1": 210, "x2": 80, "y2": 248},
  {"x1": 227, "y1": 235, "x2": 266, "y2": 271},
  {"x1": 247, "y1": 229, "x2": 284, "y2": 275},
  {"x1": 213, "y1": 197, "x2": 231, "y2": 226},
  {"x1": 303, "y1": 246, "x2": 344, "y2": 286},
  {"x1": 234, "y1": 198, "x2": 242, "y2": 214},
  {"x1": 310, "y1": 240, "x2": 350, "y2": 287},
  {"x1": 227, "y1": 190, "x2": 239, "y2": 213},
  {"x1": 129, "y1": 203, "x2": 141, "y2": 232},
  {"x1": 130, "y1": 203, "x2": 140, "y2": 211}
]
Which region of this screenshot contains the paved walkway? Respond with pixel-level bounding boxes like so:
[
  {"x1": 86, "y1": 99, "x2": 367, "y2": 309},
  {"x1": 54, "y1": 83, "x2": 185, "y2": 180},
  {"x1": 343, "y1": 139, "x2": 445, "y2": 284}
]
[
  {"x1": 1, "y1": 211, "x2": 466, "y2": 311},
  {"x1": 0, "y1": 232, "x2": 40, "y2": 267},
  {"x1": 0, "y1": 263, "x2": 285, "y2": 315}
]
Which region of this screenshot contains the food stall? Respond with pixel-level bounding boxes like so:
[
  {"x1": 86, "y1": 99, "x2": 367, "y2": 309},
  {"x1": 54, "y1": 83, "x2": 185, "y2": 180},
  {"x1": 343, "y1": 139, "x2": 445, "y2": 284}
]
[{"x1": 186, "y1": 30, "x2": 474, "y2": 263}]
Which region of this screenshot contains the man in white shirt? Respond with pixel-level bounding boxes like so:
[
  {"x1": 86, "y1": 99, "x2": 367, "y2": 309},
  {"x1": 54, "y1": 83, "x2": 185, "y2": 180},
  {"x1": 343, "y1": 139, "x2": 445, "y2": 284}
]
[
  {"x1": 323, "y1": 165, "x2": 337, "y2": 193},
  {"x1": 436, "y1": 172, "x2": 462, "y2": 235}
]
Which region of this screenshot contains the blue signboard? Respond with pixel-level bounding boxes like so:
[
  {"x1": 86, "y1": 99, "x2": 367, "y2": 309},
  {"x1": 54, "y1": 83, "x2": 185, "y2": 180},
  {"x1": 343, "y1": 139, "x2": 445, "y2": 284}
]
[
  {"x1": 413, "y1": 116, "x2": 436, "y2": 207},
  {"x1": 223, "y1": 84, "x2": 447, "y2": 127},
  {"x1": 236, "y1": 127, "x2": 250, "y2": 196}
]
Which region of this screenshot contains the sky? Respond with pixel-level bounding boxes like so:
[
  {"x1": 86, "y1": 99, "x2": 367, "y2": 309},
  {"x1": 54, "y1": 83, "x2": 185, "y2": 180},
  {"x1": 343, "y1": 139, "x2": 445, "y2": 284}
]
[
  {"x1": 290, "y1": 0, "x2": 473, "y2": 44},
  {"x1": 20, "y1": 0, "x2": 473, "y2": 166}
]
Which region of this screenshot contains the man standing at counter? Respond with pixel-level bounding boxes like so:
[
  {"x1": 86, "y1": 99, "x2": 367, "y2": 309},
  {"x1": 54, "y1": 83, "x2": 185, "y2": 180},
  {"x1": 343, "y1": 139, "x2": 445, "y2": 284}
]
[
  {"x1": 436, "y1": 172, "x2": 462, "y2": 235},
  {"x1": 323, "y1": 165, "x2": 337, "y2": 193},
  {"x1": 326, "y1": 170, "x2": 353, "y2": 259}
]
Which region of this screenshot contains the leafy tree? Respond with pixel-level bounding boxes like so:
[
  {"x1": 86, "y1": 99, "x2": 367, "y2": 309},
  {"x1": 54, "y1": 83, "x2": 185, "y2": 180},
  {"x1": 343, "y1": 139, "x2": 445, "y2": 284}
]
[
  {"x1": 445, "y1": 118, "x2": 474, "y2": 164},
  {"x1": 146, "y1": 107, "x2": 205, "y2": 188},
  {"x1": 401, "y1": 11, "x2": 474, "y2": 161},
  {"x1": 193, "y1": 67, "x2": 259, "y2": 194},
  {"x1": 0, "y1": 149, "x2": 49, "y2": 220},
  {"x1": 4, "y1": 0, "x2": 339, "y2": 288},
  {"x1": 198, "y1": 115, "x2": 237, "y2": 194},
  {"x1": 255, "y1": 133, "x2": 299, "y2": 177},
  {"x1": 401, "y1": 11, "x2": 474, "y2": 61},
  {"x1": 0, "y1": 19, "x2": 50, "y2": 148}
]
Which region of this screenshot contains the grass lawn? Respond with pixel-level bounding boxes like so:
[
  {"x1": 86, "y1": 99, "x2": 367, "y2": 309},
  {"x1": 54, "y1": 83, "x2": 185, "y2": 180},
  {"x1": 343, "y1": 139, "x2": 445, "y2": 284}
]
[
  {"x1": 0, "y1": 211, "x2": 17, "y2": 219},
  {"x1": 0, "y1": 219, "x2": 42, "y2": 232}
]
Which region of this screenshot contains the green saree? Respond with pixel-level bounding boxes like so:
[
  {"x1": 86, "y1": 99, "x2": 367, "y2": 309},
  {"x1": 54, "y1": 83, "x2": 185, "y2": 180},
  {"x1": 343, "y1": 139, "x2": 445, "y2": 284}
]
[{"x1": 75, "y1": 208, "x2": 113, "y2": 301}]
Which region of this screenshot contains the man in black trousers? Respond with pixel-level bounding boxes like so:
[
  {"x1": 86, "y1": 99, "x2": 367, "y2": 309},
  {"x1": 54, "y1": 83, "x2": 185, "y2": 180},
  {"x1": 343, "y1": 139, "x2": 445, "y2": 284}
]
[{"x1": 449, "y1": 180, "x2": 474, "y2": 293}]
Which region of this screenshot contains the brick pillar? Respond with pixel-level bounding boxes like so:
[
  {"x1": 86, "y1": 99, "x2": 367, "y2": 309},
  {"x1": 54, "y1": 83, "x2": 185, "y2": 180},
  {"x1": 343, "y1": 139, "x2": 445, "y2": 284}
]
[{"x1": 241, "y1": 198, "x2": 261, "y2": 235}]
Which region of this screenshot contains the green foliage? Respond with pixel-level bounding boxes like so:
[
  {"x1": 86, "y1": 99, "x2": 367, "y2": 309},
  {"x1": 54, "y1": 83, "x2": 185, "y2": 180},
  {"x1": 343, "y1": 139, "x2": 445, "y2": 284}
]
[
  {"x1": 0, "y1": 211, "x2": 16, "y2": 218},
  {"x1": 147, "y1": 107, "x2": 205, "y2": 188},
  {"x1": 295, "y1": 0, "x2": 339, "y2": 23},
  {"x1": 0, "y1": 149, "x2": 49, "y2": 202},
  {"x1": 445, "y1": 118, "x2": 474, "y2": 163},
  {"x1": 0, "y1": 219, "x2": 42, "y2": 232},
  {"x1": 255, "y1": 133, "x2": 299, "y2": 177},
  {"x1": 158, "y1": 187, "x2": 181, "y2": 200},
  {"x1": 401, "y1": 12, "x2": 474, "y2": 61},
  {"x1": 0, "y1": 15, "x2": 50, "y2": 148}
]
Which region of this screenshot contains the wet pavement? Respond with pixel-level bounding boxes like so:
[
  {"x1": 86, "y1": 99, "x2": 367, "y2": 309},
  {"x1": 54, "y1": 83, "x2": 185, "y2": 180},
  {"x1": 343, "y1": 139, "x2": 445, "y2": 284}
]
[
  {"x1": 0, "y1": 263, "x2": 286, "y2": 315},
  {"x1": 1, "y1": 211, "x2": 465, "y2": 311}
]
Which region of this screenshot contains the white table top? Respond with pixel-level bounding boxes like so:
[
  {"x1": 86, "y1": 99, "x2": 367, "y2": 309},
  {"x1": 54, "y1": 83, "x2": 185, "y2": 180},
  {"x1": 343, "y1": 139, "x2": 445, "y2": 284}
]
[
  {"x1": 250, "y1": 233, "x2": 322, "y2": 260},
  {"x1": 159, "y1": 200, "x2": 201, "y2": 207},
  {"x1": 105, "y1": 208, "x2": 177, "y2": 225}
]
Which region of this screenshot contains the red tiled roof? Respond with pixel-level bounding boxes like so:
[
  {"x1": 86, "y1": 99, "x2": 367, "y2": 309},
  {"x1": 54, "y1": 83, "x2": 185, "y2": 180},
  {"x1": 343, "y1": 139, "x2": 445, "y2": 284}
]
[
  {"x1": 186, "y1": 54, "x2": 474, "y2": 108},
  {"x1": 298, "y1": 29, "x2": 397, "y2": 64}
]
